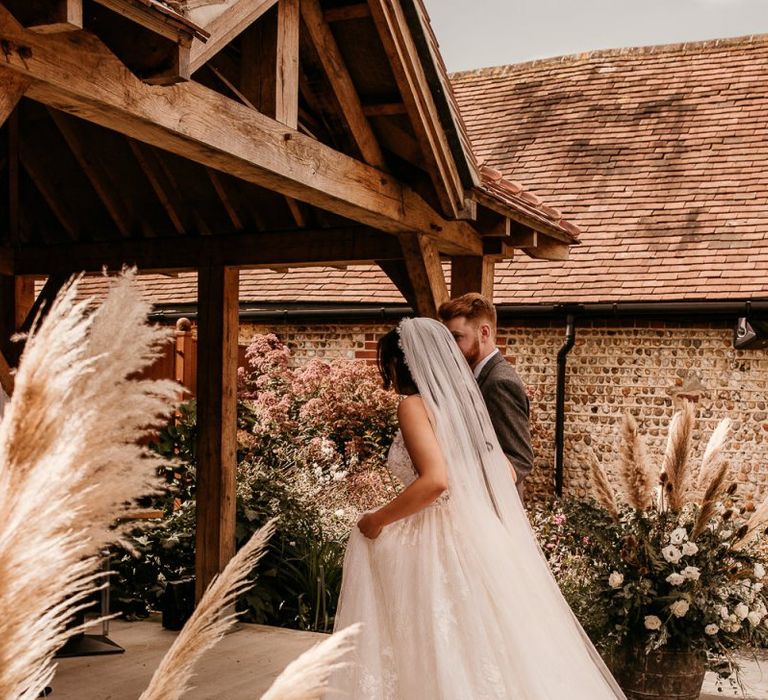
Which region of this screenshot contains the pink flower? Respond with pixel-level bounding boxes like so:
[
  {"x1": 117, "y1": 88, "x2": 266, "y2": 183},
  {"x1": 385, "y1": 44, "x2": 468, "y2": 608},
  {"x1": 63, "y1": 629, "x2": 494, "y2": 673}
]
[{"x1": 554, "y1": 514, "x2": 566, "y2": 525}]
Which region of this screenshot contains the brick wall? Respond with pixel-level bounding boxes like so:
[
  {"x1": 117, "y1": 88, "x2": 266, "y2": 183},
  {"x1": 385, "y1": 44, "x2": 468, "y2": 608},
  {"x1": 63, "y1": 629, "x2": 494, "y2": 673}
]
[{"x1": 238, "y1": 318, "x2": 768, "y2": 506}]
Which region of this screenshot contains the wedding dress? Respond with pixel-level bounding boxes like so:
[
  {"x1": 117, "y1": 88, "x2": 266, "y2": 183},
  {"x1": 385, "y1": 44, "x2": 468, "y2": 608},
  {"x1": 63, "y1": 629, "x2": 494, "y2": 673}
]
[{"x1": 328, "y1": 318, "x2": 625, "y2": 699}]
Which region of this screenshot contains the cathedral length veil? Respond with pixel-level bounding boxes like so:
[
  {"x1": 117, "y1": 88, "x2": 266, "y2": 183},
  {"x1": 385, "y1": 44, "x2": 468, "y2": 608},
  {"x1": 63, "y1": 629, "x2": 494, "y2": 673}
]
[{"x1": 394, "y1": 317, "x2": 626, "y2": 698}]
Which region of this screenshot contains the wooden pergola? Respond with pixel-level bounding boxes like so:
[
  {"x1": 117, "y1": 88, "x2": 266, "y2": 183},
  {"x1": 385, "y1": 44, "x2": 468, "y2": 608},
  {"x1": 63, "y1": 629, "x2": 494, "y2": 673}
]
[{"x1": 0, "y1": 0, "x2": 579, "y2": 597}]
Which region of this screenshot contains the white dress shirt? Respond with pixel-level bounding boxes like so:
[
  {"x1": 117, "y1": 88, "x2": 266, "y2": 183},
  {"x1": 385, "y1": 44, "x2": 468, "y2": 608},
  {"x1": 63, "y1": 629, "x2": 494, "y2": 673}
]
[{"x1": 472, "y1": 348, "x2": 500, "y2": 379}]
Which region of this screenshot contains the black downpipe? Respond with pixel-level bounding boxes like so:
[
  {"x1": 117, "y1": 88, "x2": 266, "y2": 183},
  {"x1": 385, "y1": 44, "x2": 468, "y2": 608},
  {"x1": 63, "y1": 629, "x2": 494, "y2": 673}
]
[{"x1": 554, "y1": 314, "x2": 576, "y2": 498}]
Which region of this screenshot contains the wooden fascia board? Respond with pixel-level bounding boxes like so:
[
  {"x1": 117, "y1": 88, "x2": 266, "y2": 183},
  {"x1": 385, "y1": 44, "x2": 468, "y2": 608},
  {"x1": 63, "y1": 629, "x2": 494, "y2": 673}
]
[
  {"x1": 367, "y1": 0, "x2": 467, "y2": 219},
  {"x1": 188, "y1": 0, "x2": 278, "y2": 73},
  {"x1": 12, "y1": 227, "x2": 405, "y2": 274},
  {"x1": 472, "y1": 189, "x2": 578, "y2": 245},
  {"x1": 0, "y1": 11, "x2": 480, "y2": 256},
  {"x1": 93, "y1": 0, "x2": 208, "y2": 42}
]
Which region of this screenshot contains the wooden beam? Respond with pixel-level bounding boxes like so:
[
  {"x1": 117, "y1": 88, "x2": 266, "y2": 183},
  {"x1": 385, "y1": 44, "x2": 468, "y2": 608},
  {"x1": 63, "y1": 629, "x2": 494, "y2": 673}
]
[
  {"x1": 398, "y1": 232, "x2": 448, "y2": 318},
  {"x1": 362, "y1": 102, "x2": 407, "y2": 118},
  {"x1": 377, "y1": 259, "x2": 415, "y2": 307},
  {"x1": 367, "y1": 0, "x2": 468, "y2": 218},
  {"x1": 195, "y1": 265, "x2": 238, "y2": 601},
  {"x1": 189, "y1": 0, "x2": 278, "y2": 74},
  {"x1": 0, "y1": 71, "x2": 28, "y2": 127},
  {"x1": 2, "y1": 0, "x2": 82, "y2": 34},
  {"x1": 19, "y1": 272, "x2": 69, "y2": 334},
  {"x1": 450, "y1": 256, "x2": 495, "y2": 299},
  {"x1": 0, "y1": 13, "x2": 481, "y2": 255},
  {"x1": 13, "y1": 275, "x2": 34, "y2": 328},
  {"x1": 0, "y1": 274, "x2": 27, "y2": 365},
  {"x1": 324, "y1": 5, "x2": 370, "y2": 22},
  {"x1": 504, "y1": 231, "x2": 570, "y2": 261},
  {"x1": 206, "y1": 168, "x2": 244, "y2": 231},
  {"x1": 48, "y1": 109, "x2": 135, "y2": 238},
  {"x1": 92, "y1": 0, "x2": 201, "y2": 43},
  {"x1": 276, "y1": 0, "x2": 299, "y2": 128},
  {"x1": 13, "y1": 227, "x2": 404, "y2": 274},
  {"x1": 301, "y1": 0, "x2": 386, "y2": 168}
]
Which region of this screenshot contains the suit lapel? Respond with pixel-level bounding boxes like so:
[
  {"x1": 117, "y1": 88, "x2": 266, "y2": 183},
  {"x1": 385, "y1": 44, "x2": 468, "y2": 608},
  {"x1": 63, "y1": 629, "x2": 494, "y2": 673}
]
[{"x1": 476, "y1": 351, "x2": 505, "y2": 388}]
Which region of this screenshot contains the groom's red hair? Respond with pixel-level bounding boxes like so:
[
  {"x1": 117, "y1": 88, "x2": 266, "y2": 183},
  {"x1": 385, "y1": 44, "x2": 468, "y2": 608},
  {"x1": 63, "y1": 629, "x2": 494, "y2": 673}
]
[{"x1": 438, "y1": 293, "x2": 497, "y2": 329}]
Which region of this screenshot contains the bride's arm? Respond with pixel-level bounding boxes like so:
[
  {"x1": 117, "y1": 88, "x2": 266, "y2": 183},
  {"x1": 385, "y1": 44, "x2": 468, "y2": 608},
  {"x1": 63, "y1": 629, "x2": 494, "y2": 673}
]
[{"x1": 357, "y1": 395, "x2": 448, "y2": 539}]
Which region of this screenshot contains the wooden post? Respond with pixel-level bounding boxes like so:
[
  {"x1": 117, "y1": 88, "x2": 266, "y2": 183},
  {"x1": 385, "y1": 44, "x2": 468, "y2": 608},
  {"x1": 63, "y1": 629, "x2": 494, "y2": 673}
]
[
  {"x1": 195, "y1": 265, "x2": 239, "y2": 601},
  {"x1": 398, "y1": 232, "x2": 448, "y2": 318},
  {"x1": 174, "y1": 317, "x2": 197, "y2": 396},
  {"x1": 450, "y1": 256, "x2": 495, "y2": 300}
]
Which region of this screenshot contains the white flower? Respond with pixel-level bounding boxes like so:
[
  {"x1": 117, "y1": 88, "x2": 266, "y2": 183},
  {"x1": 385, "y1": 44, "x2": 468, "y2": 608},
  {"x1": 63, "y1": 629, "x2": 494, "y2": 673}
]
[
  {"x1": 670, "y1": 599, "x2": 690, "y2": 618},
  {"x1": 721, "y1": 530, "x2": 733, "y2": 540},
  {"x1": 748, "y1": 611, "x2": 764, "y2": 626},
  {"x1": 735, "y1": 603, "x2": 749, "y2": 620},
  {"x1": 682, "y1": 542, "x2": 698, "y2": 556},
  {"x1": 662, "y1": 545, "x2": 683, "y2": 564},
  {"x1": 720, "y1": 606, "x2": 730, "y2": 620},
  {"x1": 608, "y1": 572, "x2": 624, "y2": 589},
  {"x1": 705, "y1": 624, "x2": 720, "y2": 636},
  {"x1": 666, "y1": 573, "x2": 685, "y2": 586},
  {"x1": 332, "y1": 470, "x2": 348, "y2": 481},
  {"x1": 333, "y1": 508, "x2": 346, "y2": 517},
  {"x1": 715, "y1": 502, "x2": 726, "y2": 515},
  {"x1": 755, "y1": 563, "x2": 766, "y2": 579},
  {"x1": 644, "y1": 615, "x2": 662, "y2": 630},
  {"x1": 669, "y1": 527, "x2": 688, "y2": 545},
  {"x1": 754, "y1": 582, "x2": 764, "y2": 593},
  {"x1": 682, "y1": 566, "x2": 701, "y2": 581}
]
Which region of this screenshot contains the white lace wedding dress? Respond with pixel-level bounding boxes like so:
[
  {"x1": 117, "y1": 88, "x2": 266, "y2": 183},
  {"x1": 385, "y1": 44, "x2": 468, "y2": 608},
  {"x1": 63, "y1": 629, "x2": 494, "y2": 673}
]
[{"x1": 327, "y1": 319, "x2": 625, "y2": 699}]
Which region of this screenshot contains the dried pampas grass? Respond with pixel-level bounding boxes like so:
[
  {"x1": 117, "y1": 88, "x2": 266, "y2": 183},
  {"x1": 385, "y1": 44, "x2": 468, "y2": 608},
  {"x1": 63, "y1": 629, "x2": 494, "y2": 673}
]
[
  {"x1": 588, "y1": 447, "x2": 619, "y2": 520},
  {"x1": 260, "y1": 623, "x2": 360, "y2": 700},
  {"x1": 140, "y1": 519, "x2": 277, "y2": 700},
  {"x1": 693, "y1": 459, "x2": 731, "y2": 539},
  {"x1": 696, "y1": 417, "x2": 732, "y2": 491},
  {"x1": 661, "y1": 401, "x2": 696, "y2": 511},
  {"x1": 0, "y1": 271, "x2": 179, "y2": 699},
  {"x1": 618, "y1": 413, "x2": 655, "y2": 510}
]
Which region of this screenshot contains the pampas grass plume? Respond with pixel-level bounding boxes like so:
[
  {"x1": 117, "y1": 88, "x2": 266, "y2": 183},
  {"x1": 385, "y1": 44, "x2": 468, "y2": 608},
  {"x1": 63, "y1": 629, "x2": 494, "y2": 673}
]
[
  {"x1": 140, "y1": 519, "x2": 277, "y2": 700},
  {"x1": 0, "y1": 271, "x2": 179, "y2": 699},
  {"x1": 588, "y1": 447, "x2": 620, "y2": 520},
  {"x1": 661, "y1": 401, "x2": 696, "y2": 511},
  {"x1": 260, "y1": 624, "x2": 360, "y2": 700},
  {"x1": 618, "y1": 412, "x2": 655, "y2": 510}
]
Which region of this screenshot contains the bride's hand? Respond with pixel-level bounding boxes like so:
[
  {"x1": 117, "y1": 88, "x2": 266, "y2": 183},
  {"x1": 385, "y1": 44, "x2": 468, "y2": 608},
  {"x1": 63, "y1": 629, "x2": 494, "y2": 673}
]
[{"x1": 357, "y1": 512, "x2": 384, "y2": 539}]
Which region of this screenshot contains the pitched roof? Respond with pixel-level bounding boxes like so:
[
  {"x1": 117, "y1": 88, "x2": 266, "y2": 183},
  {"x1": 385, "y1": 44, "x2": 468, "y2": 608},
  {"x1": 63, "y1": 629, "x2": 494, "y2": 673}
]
[
  {"x1": 77, "y1": 35, "x2": 768, "y2": 306},
  {"x1": 452, "y1": 35, "x2": 768, "y2": 302}
]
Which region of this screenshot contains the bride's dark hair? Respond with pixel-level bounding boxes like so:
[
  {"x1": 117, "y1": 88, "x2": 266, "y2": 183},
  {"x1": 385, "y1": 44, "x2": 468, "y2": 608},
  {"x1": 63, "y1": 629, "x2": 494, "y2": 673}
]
[{"x1": 377, "y1": 327, "x2": 418, "y2": 395}]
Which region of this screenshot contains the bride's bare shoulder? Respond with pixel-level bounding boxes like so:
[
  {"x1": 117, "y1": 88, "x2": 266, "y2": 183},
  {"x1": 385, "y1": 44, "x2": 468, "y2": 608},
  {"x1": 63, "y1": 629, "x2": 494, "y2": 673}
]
[{"x1": 397, "y1": 394, "x2": 435, "y2": 427}]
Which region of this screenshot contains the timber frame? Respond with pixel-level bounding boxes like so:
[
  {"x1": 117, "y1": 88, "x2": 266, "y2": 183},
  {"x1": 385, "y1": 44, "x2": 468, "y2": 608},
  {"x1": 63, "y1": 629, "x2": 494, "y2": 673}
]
[{"x1": 0, "y1": 0, "x2": 580, "y2": 596}]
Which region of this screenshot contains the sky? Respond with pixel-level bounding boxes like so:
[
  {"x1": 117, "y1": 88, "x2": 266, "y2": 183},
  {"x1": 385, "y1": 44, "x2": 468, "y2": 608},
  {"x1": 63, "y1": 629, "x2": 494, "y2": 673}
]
[{"x1": 424, "y1": 0, "x2": 768, "y2": 72}]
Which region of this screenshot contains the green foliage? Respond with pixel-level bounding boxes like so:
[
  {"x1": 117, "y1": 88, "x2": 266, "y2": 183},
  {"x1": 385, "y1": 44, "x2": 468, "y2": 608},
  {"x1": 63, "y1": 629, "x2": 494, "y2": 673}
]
[{"x1": 112, "y1": 335, "x2": 398, "y2": 633}]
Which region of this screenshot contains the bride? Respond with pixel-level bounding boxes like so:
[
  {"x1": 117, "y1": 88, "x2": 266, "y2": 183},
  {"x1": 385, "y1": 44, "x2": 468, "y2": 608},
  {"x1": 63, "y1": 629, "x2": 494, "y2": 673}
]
[{"x1": 327, "y1": 317, "x2": 625, "y2": 699}]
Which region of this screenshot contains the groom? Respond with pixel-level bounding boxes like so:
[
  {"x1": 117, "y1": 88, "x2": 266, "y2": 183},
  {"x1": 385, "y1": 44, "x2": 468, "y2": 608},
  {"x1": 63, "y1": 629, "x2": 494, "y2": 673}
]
[{"x1": 438, "y1": 293, "x2": 534, "y2": 504}]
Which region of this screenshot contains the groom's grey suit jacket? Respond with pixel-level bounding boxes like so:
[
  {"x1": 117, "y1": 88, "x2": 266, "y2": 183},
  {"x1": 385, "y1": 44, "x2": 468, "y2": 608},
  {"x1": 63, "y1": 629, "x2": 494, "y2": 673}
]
[{"x1": 476, "y1": 352, "x2": 534, "y2": 505}]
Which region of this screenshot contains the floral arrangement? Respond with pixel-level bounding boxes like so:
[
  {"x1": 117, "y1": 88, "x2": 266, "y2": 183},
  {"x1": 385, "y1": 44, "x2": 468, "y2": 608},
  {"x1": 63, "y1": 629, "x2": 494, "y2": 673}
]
[{"x1": 536, "y1": 402, "x2": 768, "y2": 683}]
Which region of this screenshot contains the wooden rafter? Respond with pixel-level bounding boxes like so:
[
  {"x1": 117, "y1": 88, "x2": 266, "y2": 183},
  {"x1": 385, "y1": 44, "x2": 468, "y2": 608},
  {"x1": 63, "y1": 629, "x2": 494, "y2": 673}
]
[
  {"x1": 2, "y1": 0, "x2": 82, "y2": 34},
  {"x1": 0, "y1": 14, "x2": 481, "y2": 254},
  {"x1": 19, "y1": 138, "x2": 83, "y2": 241},
  {"x1": 505, "y1": 231, "x2": 570, "y2": 261},
  {"x1": 367, "y1": 0, "x2": 468, "y2": 218},
  {"x1": 0, "y1": 71, "x2": 28, "y2": 127},
  {"x1": 188, "y1": 0, "x2": 278, "y2": 74},
  {"x1": 128, "y1": 140, "x2": 186, "y2": 236},
  {"x1": 301, "y1": 0, "x2": 386, "y2": 168},
  {"x1": 275, "y1": 0, "x2": 299, "y2": 128},
  {"x1": 324, "y1": 4, "x2": 370, "y2": 22},
  {"x1": 0, "y1": 348, "x2": 13, "y2": 395},
  {"x1": 398, "y1": 232, "x2": 448, "y2": 318},
  {"x1": 206, "y1": 168, "x2": 244, "y2": 231},
  {"x1": 48, "y1": 109, "x2": 136, "y2": 238},
  {"x1": 13, "y1": 227, "x2": 403, "y2": 274}
]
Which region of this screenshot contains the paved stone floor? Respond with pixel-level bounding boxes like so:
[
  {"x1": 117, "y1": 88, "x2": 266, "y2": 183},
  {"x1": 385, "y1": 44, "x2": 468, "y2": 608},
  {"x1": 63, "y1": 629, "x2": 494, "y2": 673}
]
[{"x1": 51, "y1": 617, "x2": 768, "y2": 699}]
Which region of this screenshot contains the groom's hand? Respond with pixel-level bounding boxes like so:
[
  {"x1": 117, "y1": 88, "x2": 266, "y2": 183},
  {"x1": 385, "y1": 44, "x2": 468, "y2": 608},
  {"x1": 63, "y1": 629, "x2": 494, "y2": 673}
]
[
  {"x1": 508, "y1": 460, "x2": 518, "y2": 483},
  {"x1": 357, "y1": 512, "x2": 384, "y2": 539}
]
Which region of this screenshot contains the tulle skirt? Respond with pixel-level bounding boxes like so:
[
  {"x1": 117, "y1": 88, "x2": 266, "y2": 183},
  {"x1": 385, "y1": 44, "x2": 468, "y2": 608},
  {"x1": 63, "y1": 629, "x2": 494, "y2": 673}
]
[{"x1": 327, "y1": 500, "x2": 616, "y2": 699}]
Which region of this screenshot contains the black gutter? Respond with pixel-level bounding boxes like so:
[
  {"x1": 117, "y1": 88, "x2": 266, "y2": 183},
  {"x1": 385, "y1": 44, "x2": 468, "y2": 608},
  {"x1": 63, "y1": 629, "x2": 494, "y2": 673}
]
[
  {"x1": 554, "y1": 315, "x2": 576, "y2": 498},
  {"x1": 148, "y1": 299, "x2": 768, "y2": 323}
]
